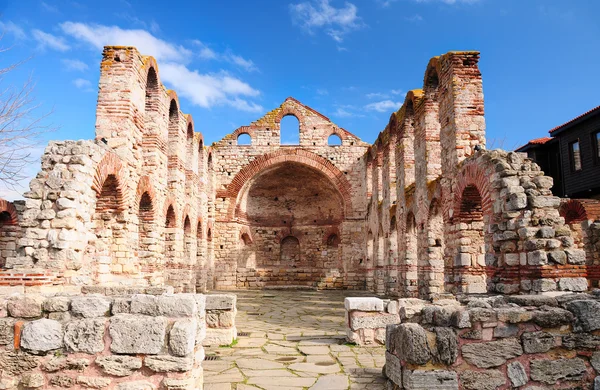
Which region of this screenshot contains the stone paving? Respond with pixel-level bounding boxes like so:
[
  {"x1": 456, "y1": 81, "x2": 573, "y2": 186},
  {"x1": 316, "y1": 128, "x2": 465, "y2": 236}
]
[{"x1": 203, "y1": 290, "x2": 386, "y2": 390}]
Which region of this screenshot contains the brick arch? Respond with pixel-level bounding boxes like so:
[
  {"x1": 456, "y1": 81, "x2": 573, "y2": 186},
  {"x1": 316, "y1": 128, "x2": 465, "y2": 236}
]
[
  {"x1": 163, "y1": 197, "x2": 178, "y2": 228},
  {"x1": 226, "y1": 149, "x2": 354, "y2": 219},
  {"x1": 185, "y1": 114, "x2": 194, "y2": 134},
  {"x1": 135, "y1": 176, "x2": 156, "y2": 208},
  {"x1": 181, "y1": 204, "x2": 193, "y2": 232},
  {"x1": 232, "y1": 126, "x2": 256, "y2": 139},
  {"x1": 328, "y1": 126, "x2": 347, "y2": 141},
  {"x1": 274, "y1": 101, "x2": 306, "y2": 124},
  {"x1": 322, "y1": 226, "x2": 340, "y2": 245},
  {"x1": 92, "y1": 153, "x2": 127, "y2": 211},
  {"x1": 167, "y1": 90, "x2": 180, "y2": 115},
  {"x1": 0, "y1": 199, "x2": 18, "y2": 225},
  {"x1": 452, "y1": 162, "x2": 493, "y2": 221},
  {"x1": 560, "y1": 199, "x2": 600, "y2": 224},
  {"x1": 276, "y1": 228, "x2": 302, "y2": 244},
  {"x1": 424, "y1": 57, "x2": 441, "y2": 90},
  {"x1": 196, "y1": 218, "x2": 203, "y2": 238}
]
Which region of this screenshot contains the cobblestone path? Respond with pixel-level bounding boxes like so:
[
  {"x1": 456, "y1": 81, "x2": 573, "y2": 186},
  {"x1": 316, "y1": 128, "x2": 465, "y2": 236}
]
[{"x1": 203, "y1": 290, "x2": 386, "y2": 390}]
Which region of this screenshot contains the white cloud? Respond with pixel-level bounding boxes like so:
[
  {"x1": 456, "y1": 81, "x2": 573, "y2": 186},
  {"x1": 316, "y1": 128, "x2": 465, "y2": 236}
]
[
  {"x1": 62, "y1": 59, "x2": 88, "y2": 71},
  {"x1": 365, "y1": 100, "x2": 401, "y2": 112},
  {"x1": 366, "y1": 92, "x2": 389, "y2": 99},
  {"x1": 60, "y1": 22, "x2": 190, "y2": 62},
  {"x1": 191, "y1": 40, "x2": 258, "y2": 72},
  {"x1": 160, "y1": 63, "x2": 262, "y2": 112},
  {"x1": 391, "y1": 89, "x2": 403, "y2": 95},
  {"x1": 332, "y1": 104, "x2": 364, "y2": 118},
  {"x1": 290, "y1": 0, "x2": 363, "y2": 43},
  {"x1": 73, "y1": 78, "x2": 94, "y2": 92},
  {"x1": 0, "y1": 21, "x2": 26, "y2": 40},
  {"x1": 59, "y1": 22, "x2": 262, "y2": 112},
  {"x1": 405, "y1": 14, "x2": 424, "y2": 22},
  {"x1": 192, "y1": 40, "x2": 218, "y2": 60},
  {"x1": 41, "y1": 1, "x2": 59, "y2": 12},
  {"x1": 225, "y1": 53, "x2": 258, "y2": 72},
  {"x1": 317, "y1": 88, "x2": 329, "y2": 96},
  {"x1": 32, "y1": 29, "x2": 70, "y2": 51}
]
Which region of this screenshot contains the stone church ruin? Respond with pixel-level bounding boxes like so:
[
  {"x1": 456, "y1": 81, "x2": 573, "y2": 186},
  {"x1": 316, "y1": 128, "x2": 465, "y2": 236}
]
[{"x1": 0, "y1": 47, "x2": 599, "y2": 389}]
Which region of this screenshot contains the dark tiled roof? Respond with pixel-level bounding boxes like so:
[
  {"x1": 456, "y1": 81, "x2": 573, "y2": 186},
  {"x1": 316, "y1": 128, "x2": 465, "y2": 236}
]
[{"x1": 549, "y1": 105, "x2": 600, "y2": 135}]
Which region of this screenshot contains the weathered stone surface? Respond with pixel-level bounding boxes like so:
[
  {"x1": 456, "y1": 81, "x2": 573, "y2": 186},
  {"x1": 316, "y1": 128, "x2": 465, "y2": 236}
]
[
  {"x1": 169, "y1": 319, "x2": 196, "y2": 357},
  {"x1": 21, "y1": 318, "x2": 63, "y2": 352},
  {"x1": 402, "y1": 369, "x2": 458, "y2": 389},
  {"x1": 566, "y1": 300, "x2": 600, "y2": 332},
  {"x1": 77, "y1": 376, "x2": 111, "y2": 389},
  {"x1": 144, "y1": 355, "x2": 193, "y2": 372},
  {"x1": 64, "y1": 318, "x2": 105, "y2": 353},
  {"x1": 507, "y1": 295, "x2": 558, "y2": 307},
  {"x1": 565, "y1": 249, "x2": 586, "y2": 264},
  {"x1": 115, "y1": 381, "x2": 155, "y2": 390},
  {"x1": 530, "y1": 358, "x2": 586, "y2": 384},
  {"x1": 384, "y1": 351, "x2": 402, "y2": 385},
  {"x1": 350, "y1": 312, "x2": 400, "y2": 330},
  {"x1": 591, "y1": 351, "x2": 600, "y2": 372},
  {"x1": 562, "y1": 333, "x2": 600, "y2": 349},
  {"x1": 109, "y1": 314, "x2": 167, "y2": 354},
  {"x1": 507, "y1": 361, "x2": 527, "y2": 387},
  {"x1": 205, "y1": 294, "x2": 236, "y2": 310},
  {"x1": 111, "y1": 298, "x2": 131, "y2": 314},
  {"x1": 559, "y1": 277, "x2": 588, "y2": 292},
  {"x1": 0, "y1": 351, "x2": 40, "y2": 375},
  {"x1": 461, "y1": 338, "x2": 523, "y2": 368},
  {"x1": 50, "y1": 374, "x2": 76, "y2": 388},
  {"x1": 130, "y1": 294, "x2": 158, "y2": 315},
  {"x1": 344, "y1": 297, "x2": 384, "y2": 312},
  {"x1": 161, "y1": 378, "x2": 194, "y2": 390},
  {"x1": 493, "y1": 323, "x2": 518, "y2": 338},
  {"x1": 522, "y1": 331, "x2": 555, "y2": 353},
  {"x1": 0, "y1": 318, "x2": 15, "y2": 345},
  {"x1": 71, "y1": 297, "x2": 111, "y2": 318},
  {"x1": 532, "y1": 307, "x2": 574, "y2": 327},
  {"x1": 495, "y1": 307, "x2": 533, "y2": 323},
  {"x1": 42, "y1": 357, "x2": 89, "y2": 372},
  {"x1": 20, "y1": 373, "x2": 44, "y2": 388},
  {"x1": 7, "y1": 295, "x2": 44, "y2": 318},
  {"x1": 461, "y1": 369, "x2": 505, "y2": 390},
  {"x1": 95, "y1": 356, "x2": 142, "y2": 376},
  {"x1": 388, "y1": 323, "x2": 430, "y2": 365},
  {"x1": 44, "y1": 296, "x2": 70, "y2": 312},
  {"x1": 433, "y1": 327, "x2": 458, "y2": 365},
  {"x1": 157, "y1": 294, "x2": 197, "y2": 317}
]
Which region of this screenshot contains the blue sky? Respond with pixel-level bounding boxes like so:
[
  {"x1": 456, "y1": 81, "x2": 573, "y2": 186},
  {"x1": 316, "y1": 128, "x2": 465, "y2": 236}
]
[{"x1": 0, "y1": 0, "x2": 599, "y2": 197}]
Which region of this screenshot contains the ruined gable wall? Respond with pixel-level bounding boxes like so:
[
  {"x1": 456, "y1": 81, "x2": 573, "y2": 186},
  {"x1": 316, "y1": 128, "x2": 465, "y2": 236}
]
[{"x1": 210, "y1": 98, "x2": 369, "y2": 289}]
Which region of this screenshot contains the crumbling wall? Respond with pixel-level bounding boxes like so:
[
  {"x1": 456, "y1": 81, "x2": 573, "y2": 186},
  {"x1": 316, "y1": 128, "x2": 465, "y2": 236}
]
[
  {"x1": 0, "y1": 290, "x2": 207, "y2": 390},
  {"x1": 203, "y1": 294, "x2": 237, "y2": 346},
  {"x1": 381, "y1": 292, "x2": 600, "y2": 389}
]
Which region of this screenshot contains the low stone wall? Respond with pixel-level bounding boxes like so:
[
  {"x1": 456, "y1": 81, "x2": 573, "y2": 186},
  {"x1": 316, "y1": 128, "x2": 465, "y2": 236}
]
[
  {"x1": 375, "y1": 292, "x2": 600, "y2": 389},
  {"x1": 202, "y1": 294, "x2": 237, "y2": 346},
  {"x1": 345, "y1": 297, "x2": 401, "y2": 345},
  {"x1": 0, "y1": 291, "x2": 206, "y2": 390}
]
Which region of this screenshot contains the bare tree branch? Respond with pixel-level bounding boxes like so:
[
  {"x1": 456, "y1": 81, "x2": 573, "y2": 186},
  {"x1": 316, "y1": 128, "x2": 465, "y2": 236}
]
[{"x1": 0, "y1": 37, "x2": 55, "y2": 190}]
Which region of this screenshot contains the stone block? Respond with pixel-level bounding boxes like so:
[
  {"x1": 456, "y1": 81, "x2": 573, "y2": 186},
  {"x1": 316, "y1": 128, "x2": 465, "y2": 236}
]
[
  {"x1": 157, "y1": 295, "x2": 197, "y2": 317},
  {"x1": 566, "y1": 300, "x2": 600, "y2": 332},
  {"x1": 507, "y1": 361, "x2": 527, "y2": 387},
  {"x1": 20, "y1": 373, "x2": 44, "y2": 388},
  {"x1": 461, "y1": 369, "x2": 505, "y2": 390},
  {"x1": 203, "y1": 327, "x2": 236, "y2": 346},
  {"x1": 50, "y1": 374, "x2": 76, "y2": 388},
  {"x1": 21, "y1": 318, "x2": 63, "y2": 352},
  {"x1": 77, "y1": 376, "x2": 111, "y2": 389},
  {"x1": 116, "y1": 381, "x2": 155, "y2": 390},
  {"x1": 95, "y1": 356, "x2": 142, "y2": 376},
  {"x1": 130, "y1": 294, "x2": 158, "y2": 315},
  {"x1": 144, "y1": 355, "x2": 193, "y2": 372},
  {"x1": 350, "y1": 312, "x2": 400, "y2": 330},
  {"x1": 344, "y1": 297, "x2": 384, "y2": 312},
  {"x1": 558, "y1": 277, "x2": 588, "y2": 292},
  {"x1": 71, "y1": 296, "x2": 111, "y2": 318},
  {"x1": 7, "y1": 295, "x2": 45, "y2": 318},
  {"x1": 527, "y1": 250, "x2": 547, "y2": 265},
  {"x1": 530, "y1": 358, "x2": 586, "y2": 384},
  {"x1": 461, "y1": 338, "x2": 523, "y2": 368},
  {"x1": 111, "y1": 298, "x2": 131, "y2": 314},
  {"x1": 433, "y1": 327, "x2": 457, "y2": 365},
  {"x1": 44, "y1": 296, "x2": 70, "y2": 312},
  {"x1": 522, "y1": 331, "x2": 554, "y2": 353},
  {"x1": 42, "y1": 357, "x2": 89, "y2": 372},
  {"x1": 384, "y1": 351, "x2": 402, "y2": 385},
  {"x1": 205, "y1": 294, "x2": 236, "y2": 310},
  {"x1": 547, "y1": 250, "x2": 567, "y2": 265},
  {"x1": 169, "y1": 319, "x2": 196, "y2": 357},
  {"x1": 496, "y1": 307, "x2": 533, "y2": 323},
  {"x1": 565, "y1": 249, "x2": 586, "y2": 264},
  {"x1": 388, "y1": 323, "x2": 430, "y2": 365},
  {"x1": 493, "y1": 323, "x2": 518, "y2": 338},
  {"x1": 507, "y1": 295, "x2": 558, "y2": 307},
  {"x1": 64, "y1": 318, "x2": 106, "y2": 353},
  {"x1": 0, "y1": 318, "x2": 15, "y2": 345},
  {"x1": 402, "y1": 369, "x2": 458, "y2": 389},
  {"x1": 591, "y1": 351, "x2": 600, "y2": 372},
  {"x1": 109, "y1": 314, "x2": 168, "y2": 354},
  {"x1": 162, "y1": 378, "x2": 195, "y2": 390}
]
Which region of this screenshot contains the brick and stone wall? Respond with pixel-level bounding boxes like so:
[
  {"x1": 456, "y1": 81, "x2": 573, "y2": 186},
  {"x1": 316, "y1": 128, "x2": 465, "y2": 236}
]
[
  {"x1": 347, "y1": 293, "x2": 600, "y2": 388},
  {"x1": 0, "y1": 290, "x2": 207, "y2": 390}
]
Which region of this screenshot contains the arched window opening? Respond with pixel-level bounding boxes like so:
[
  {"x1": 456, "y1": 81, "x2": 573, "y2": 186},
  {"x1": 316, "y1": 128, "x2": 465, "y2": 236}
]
[
  {"x1": 238, "y1": 232, "x2": 255, "y2": 269},
  {"x1": 207, "y1": 228, "x2": 212, "y2": 242},
  {"x1": 145, "y1": 68, "x2": 159, "y2": 112},
  {"x1": 280, "y1": 236, "x2": 300, "y2": 265},
  {"x1": 207, "y1": 153, "x2": 213, "y2": 169},
  {"x1": 425, "y1": 69, "x2": 439, "y2": 91},
  {"x1": 164, "y1": 205, "x2": 176, "y2": 263},
  {"x1": 138, "y1": 192, "x2": 154, "y2": 260},
  {"x1": 183, "y1": 216, "x2": 193, "y2": 262},
  {"x1": 377, "y1": 227, "x2": 385, "y2": 268},
  {"x1": 456, "y1": 184, "x2": 487, "y2": 292},
  {"x1": 280, "y1": 115, "x2": 300, "y2": 145},
  {"x1": 424, "y1": 200, "x2": 445, "y2": 298},
  {"x1": 327, "y1": 234, "x2": 340, "y2": 248},
  {"x1": 93, "y1": 174, "x2": 124, "y2": 280},
  {"x1": 186, "y1": 124, "x2": 194, "y2": 171},
  {"x1": 241, "y1": 233, "x2": 252, "y2": 246},
  {"x1": 0, "y1": 211, "x2": 15, "y2": 269},
  {"x1": 367, "y1": 230, "x2": 374, "y2": 263},
  {"x1": 405, "y1": 213, "x2": 418, "y2": 297},
  {"x1": 237, "y1": 133, "x2": 251, "y2": 146},
  {"x1": 328, "y1": 134, "x2": 342, "y2": 146},
  {"x1": 196, "y1": 221, "x2": 206, "y2": 291},
  {"x1": 389, "y1": 216, "x2": 398, "y2": 264},
  {"x1": 168, "y1": 100, "x2": 179, "y2": 153}
]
